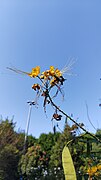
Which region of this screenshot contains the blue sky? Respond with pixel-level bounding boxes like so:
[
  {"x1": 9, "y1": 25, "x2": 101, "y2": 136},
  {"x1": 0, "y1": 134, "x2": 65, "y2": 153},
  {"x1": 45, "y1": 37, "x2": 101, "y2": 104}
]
[{"x1": 0, "y1": 0, "x2": 101, "y2": 137}]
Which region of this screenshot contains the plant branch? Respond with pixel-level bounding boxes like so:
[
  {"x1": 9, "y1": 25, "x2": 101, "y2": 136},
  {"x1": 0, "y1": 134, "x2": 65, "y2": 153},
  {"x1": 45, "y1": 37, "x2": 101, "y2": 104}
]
[{"x1": 48, "y1": 94, "x2": 101, "y2": 143}]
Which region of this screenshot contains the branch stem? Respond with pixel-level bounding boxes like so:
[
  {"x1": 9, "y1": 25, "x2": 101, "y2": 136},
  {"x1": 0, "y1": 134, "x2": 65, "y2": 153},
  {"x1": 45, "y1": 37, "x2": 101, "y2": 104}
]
[{"x1": 48, "y1": 94, "x2": 101, "y2": 143}]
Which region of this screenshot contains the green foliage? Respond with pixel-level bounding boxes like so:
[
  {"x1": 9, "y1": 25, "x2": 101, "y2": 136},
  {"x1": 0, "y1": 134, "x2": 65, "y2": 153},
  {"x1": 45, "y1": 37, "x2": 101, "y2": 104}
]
[
  {"x1": 0, "y1": 144, "x2": 19, "y2": 180},
  {"x1": 38, "y1": 132, "x2": 60, "y2": 155},
  {"x1": 27, "y1": 135, "x2": 38, "y2": 147},
  {"x1": 0, "y1": 119, "x2": 20, "y2": 180},
  {"x1": 0, "y1": 118, "x2": 101, "y2": 179},
  {"x1": 49, "y1": 124, "x2": 76, "y2": 168},
  {"x1": 0, "y1": 119, "x2": 16, "y2": 148},
  {"x1": 19, "y1": 144, "x2": 49, "y2": 179}
]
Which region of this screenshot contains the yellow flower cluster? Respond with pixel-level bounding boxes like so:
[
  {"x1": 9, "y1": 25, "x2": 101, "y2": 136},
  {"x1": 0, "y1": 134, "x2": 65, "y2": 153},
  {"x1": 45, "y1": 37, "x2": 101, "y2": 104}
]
[
  {"x1": 87, "y1": 164, "x2": 101, "y2": 177},
  {"x1": 27, "y1": 65, "x2": 62, "y2": 79},
  {"x1": 87, "y1": 166, "x2": 97, "y2": 176},
  {"x1": 49, "y1": 66, "x2": 62, "y2": 77},
  {"x1": 26, "y1": 65, "x2": 65, "y2": 87},
  {"x1": 40, "y1": 66, "x2": 62, "y2": 86},
  {"x1": 97, "y1": 164, "x2": 101, "y2": 171}
]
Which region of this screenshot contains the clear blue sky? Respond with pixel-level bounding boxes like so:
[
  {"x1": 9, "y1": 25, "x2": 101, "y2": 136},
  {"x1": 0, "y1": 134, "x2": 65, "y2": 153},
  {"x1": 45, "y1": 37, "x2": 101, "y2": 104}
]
[{"x1": 0, "y1": 0, "x2": 101, "y2": 137}]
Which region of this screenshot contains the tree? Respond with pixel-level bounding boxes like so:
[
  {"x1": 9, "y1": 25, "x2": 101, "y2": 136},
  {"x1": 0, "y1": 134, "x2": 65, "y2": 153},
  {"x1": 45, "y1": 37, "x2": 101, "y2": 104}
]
[
  {"x1": 0, "y1": 119, "x2": 20, "y2": 179},
  {"x1": 19, "y1": 144, "x2": 49, "y2": 179},
  {"x1": 38, "y1": 132, "x2": 60, "y2": 155},
  {"x1": 0, "y1": 144, "x2": 19, "y2": 180}
]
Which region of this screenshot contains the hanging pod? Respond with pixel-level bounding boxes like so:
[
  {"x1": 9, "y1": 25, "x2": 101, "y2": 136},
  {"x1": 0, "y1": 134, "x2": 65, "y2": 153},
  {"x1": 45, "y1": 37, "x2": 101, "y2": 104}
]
[{"x1": 62, "y1": 145, "x2": 77, "y2": 180}]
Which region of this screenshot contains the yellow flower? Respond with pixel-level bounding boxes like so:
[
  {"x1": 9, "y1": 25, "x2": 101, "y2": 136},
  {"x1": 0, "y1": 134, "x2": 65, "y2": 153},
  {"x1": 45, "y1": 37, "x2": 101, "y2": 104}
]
[
  {"x1": 55, "y1": 68, "x2": 62, "y2": 77},
  {"x1": 87, "y1": 166, "x2": 98, "y2": 176},
  {"x1": 49, "y1": 66, "x2": 62, "y2": 77},
  {"x1": 91, "y1": 166, "x2": 97, "y2": 173},
  {"x1": 40, "y1": 70, "x2": 50, "y2": 80},
  {"x1": 28, "y1": 66, "x2": 40, "y2": 78},
  {"x1": 95, "y1": 171, "x2": 100, "y2": 176},
  {"x1": 49, "y1": 66, "x2": 55, "y2": 76},
  {"x1": 50, "y1": 77, "x2": 57, "y2": 86},
  {"x1": 97, "y1": 164, "x2": 101, "y2": 170},
  {"x1": 40, "y1": 66, "x2": 62, "y2": 81}
]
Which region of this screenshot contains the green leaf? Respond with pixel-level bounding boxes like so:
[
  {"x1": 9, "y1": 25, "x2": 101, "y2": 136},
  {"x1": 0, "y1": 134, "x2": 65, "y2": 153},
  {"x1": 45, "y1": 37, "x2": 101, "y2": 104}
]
[{"x1": 62, "y1": 146, "x2": 77, "y2": 180}]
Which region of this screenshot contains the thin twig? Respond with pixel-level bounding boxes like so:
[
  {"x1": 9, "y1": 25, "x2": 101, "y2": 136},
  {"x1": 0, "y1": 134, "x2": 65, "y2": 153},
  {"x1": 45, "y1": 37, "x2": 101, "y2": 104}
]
[{"x1": 85, "y1": 102, "x2": 97, "y2": 131}]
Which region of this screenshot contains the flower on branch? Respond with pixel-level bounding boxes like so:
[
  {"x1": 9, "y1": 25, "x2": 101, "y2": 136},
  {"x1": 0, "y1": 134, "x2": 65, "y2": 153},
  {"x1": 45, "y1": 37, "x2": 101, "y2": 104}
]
[
  {"x1": 7, "y1": 65, "x2": 67, "y2": 118},
  {"x1": 7, "y1": 63, "x2": 101, "y2": 143},
  {"x1": 28, "y1": 66, "x2": 40, "y2": 78},
  {"x1": 40, "y1": 66, "x2": 64, "y2": 86},
  {"x1": 87, "y1": 165, "x2": 101, "y2": 177}
]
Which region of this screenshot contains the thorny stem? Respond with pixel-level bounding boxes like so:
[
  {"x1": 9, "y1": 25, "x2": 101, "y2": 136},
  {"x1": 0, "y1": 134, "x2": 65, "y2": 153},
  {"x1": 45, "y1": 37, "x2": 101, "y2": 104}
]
[{"x1": 48, "y1": 94, "x2": 101, "y2": 143}]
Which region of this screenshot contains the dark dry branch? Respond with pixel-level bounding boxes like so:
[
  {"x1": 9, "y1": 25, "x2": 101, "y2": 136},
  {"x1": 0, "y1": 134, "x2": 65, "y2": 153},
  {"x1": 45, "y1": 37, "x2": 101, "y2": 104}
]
[{"x1": 48, "y1": 94, "x2": 101, "y2": 143}]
